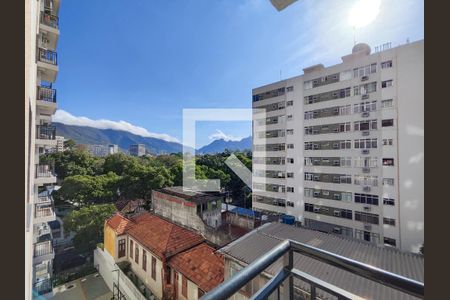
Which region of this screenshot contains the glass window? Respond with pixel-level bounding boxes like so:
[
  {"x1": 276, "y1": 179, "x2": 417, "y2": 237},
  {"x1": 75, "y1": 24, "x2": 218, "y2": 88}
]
[
  {"x1": 382, "y1": 119, "x2": 394, "y2": 127},
  {"x1": 382, "y1": 80, "x2": 393, "y2": 88}
]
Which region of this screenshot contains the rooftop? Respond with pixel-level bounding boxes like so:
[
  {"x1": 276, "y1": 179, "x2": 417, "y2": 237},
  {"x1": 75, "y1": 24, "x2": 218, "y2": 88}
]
[
  {"x1": 155, "y1": 186, "x2": 223, "y2": 204},
  {"x1": 169, "y1": 243, "x2": 224, "y2": 292},
  {"x1": 220, "y1": 222, "x2": 424, "y2": 300},
  {"x1": 111, "y1": 212, "x2": 205, "y2": 259}
]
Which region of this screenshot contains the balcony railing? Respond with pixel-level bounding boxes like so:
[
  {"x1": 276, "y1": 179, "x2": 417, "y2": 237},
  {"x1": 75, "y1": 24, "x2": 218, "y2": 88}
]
[
  {"x1": 40, "y1": 12, "x2": 59, "y2": 29},
  {"x1": 33, "y1": 277, "x2": 52, "y2": 295},
  {"x1": 38, "y1": 48, "x2": 57, "y2": 65},
  {"x1": 36, "y1": 125, "x2": 56, "y2": 140},
  {"x1": 37, "y1": 86, "x2": 57, "y2": 103},
  {"x1": 201, "y1": 239, "x2": 424, "y2": 300},
  {"x1": 35, "y1": 164, "x2": 55, "y2": 178},
  {"x1": 34, "y1": 240, "x2": 53, "y2": 258},
  {"x1": 35, "y1": 204, "x2": 54, "y2": 218}
]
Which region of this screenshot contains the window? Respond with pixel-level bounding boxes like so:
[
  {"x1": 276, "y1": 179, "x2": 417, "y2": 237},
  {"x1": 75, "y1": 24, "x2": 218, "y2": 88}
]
[
  {"x1": 355, "y1": 211, "x2": 379, "y2": 224},
  {"x1": 287, "y1": 114, "x2": 293, "y2": 121},
  {"x1": 151, "y1": 256, "x2": 157, "y2": 280},
  {"x1": 353, "y1": 63, "x2": 377, "y2": 77},
  {"x1": 340, "y1": 175, "x2": 352, "y2": 184},
  {"x1": 304, "y1": 80, "x2": 313, "y2": 90},
  {"x1": 286, "y1": 129, "x2": 294, "y2": 135},
  {"x1": 287, "y1": 201, "x2": 294, "y2": 207},
  {"x1": 142, "y1": 250, "x2": 147, "y2": 271},
  {"x1": 383, "y1": 138, "x2": 393, "y2": 146},
  {"x1": 287, "y1": 158, "x2": 294, "y2": 164},
  {"x1": 384, "y1": 237, "x2": 397, "y2": 247},
  {"x1": 340, "y1": 157, "x2": 352, "y2": 167},
  {"x1": 130, "y1": 240, "x2": 133, "y2": 259},
  {"x1": 383, "y1": 158, "x2": 394, "y2": 166},
  {"x1": 355, "y1": 138, "x2": 378, "y2": 149},
  {"x1": 354, "y1": 157, "x2": 378, "y2": 168},
  {"x1": 354, "y1": 193, "x2": 379, "y2": 205},
  {"x1": 354, "y1": 119, "x2": 377, "y2": 131},
  {"x1": 342, "y1": 192, "x2": 352, "y2": 202},
  {"x1": 354, "y1": 101, "x2": 377, "y2": 113},
  {"x1": 383, "y1": 178, "x2": 395, "y2": 186},
  {"x1": 382, "y1": 119, "x2": 394, "y2": 127},
  {"x1": 287, "y1": 187, "x2": 294, "y2": 193},
  {"x1": 287, "y1": 172, "x2": 294, "y2": 178},
  {"x1": 383, "y1": 198, "x2": 395, "y2": 205},
  {"x1": 381, "y1": 99, "x2": 393, "y2": 108},
  {"x1": 383, "y1": 217, "x2": 396, "y2": 226},
  {"x1": 135, "y1": 245, "x2": 139, "y2": 264},
  {"x1": 287, "y1": 143, "x2": 294, "y2": 149},
  {"x1": 340, "y1": 105, "x2": 352, "y2": 116},
  {"x1": 182, "y1": 274, "x2": 188, "y2": 297},
  {"x1": 287, "y1": 100, "x2": 294, "y2": 106},
  {"x1": 381, "y1": 60, "x2": 393, "y2": 69},
  {"x1": 354, "y1": 175, "x2": 378, "y2": 186},
  {"x1": 287, "y1": 86, "x2": 294, "y2": 92},
  {"x1": 118, "y1": 239, "x2": 126, "y2": 258},
  {"x1": 382, "y1": 80, "x2": 393, "y2": 88},
  {"x1": 305, "y1": 173, "x2": 314, "y2": 181}
]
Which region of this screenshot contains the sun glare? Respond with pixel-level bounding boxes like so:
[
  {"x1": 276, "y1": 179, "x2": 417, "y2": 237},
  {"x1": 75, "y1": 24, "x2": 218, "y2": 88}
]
[{"x1": 348, "y1": 0, "x2": 381, "y2": 29}]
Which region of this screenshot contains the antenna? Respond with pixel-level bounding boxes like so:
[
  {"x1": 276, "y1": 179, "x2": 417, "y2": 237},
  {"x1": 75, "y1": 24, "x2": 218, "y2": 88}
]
[{"x1": 280, "y1": 70, "x2": 282, "y2": 81}]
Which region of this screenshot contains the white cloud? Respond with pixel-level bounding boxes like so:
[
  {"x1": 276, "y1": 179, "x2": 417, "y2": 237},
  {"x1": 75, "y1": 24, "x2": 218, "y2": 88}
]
[
  {"x1": 53, "y1": 110, "x2": 180, "y2": 143},
  {"x1": 208, "y1": 129, "x2": 243, "y2": 142}
]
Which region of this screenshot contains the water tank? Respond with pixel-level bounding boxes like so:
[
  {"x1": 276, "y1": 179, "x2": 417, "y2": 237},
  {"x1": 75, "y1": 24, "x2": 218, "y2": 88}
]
[
  {"x1": 352, "y1": 43, "x2": 371, "y2": 55},
  {"x1": 281, "y1": 215, "x2": 296, "y2": 225}
]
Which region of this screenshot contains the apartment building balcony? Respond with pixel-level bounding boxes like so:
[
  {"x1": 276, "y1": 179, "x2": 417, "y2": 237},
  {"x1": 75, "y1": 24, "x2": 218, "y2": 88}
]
[
  {"x1": 33, "y1": 276, "x2": 53, "y2": 297},
  {"x1": 39, "y1": 13, "x2": 59, "y2": 49},
  {"x1": 35, "y1": 125, "x2": 57, "y2": 147},
  {"x1": 33, "y1": 223, "x2": 52, "y2": 243},
  {"x1": 34, "y1": 203, "x2": 56, "y2": 224},
  {"x1": 37, "y1": 48, "x2": 58, "y2": 82},
  {"x1": 201, "y1": 239, "x2": 424, "y2": 300},
  {"x1": 35, "y1": 164, "x2": 57, "y2": 185},
  {"x1": 33, "y1": 240, "x2": 55, "y2": 265},
  {"x1": 36, "y1": 86, "x2": 57, "y2": 114}
]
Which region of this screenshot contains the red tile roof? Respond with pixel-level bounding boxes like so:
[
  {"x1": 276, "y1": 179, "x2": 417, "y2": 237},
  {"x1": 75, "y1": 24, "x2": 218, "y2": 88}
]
[
  {"x1": 106, "y1": 213, "x2": 132, "y2": 235},
  {"x1": 169, "y1": 243, "x2": 224, "y2": 292},
  {"x1": 126, "y1": 213, "x2": 204, "y2": 259}
]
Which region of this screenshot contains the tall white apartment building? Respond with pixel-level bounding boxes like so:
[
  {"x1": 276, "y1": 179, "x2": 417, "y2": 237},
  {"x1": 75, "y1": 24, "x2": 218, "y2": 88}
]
[
  {"x1": 55, "y1": 135, "x2": 65, "y2": 152},
  {"x1": 252, "y1": 41, "x2": 424, "y2": 252},
  {"x1": 25, "y1": 0, "x2": 61, "y2": 298}
]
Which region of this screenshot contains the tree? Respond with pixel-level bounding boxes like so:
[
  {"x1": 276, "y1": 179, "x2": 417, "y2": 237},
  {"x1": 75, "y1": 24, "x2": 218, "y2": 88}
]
[
  {"x1": 56, "y1": 172, "x2": 121, "y2": 205},
  {"x1": 64, "y1": 139, "x2": 76, "y2": 150},
  {"x1": 64, "y1": 204, "x2": 116, "y2": 253}
]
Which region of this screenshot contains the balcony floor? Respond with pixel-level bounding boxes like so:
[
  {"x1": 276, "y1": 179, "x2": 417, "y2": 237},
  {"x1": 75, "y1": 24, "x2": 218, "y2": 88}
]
[{"x1": 52, "y1": 273, "x2": 112, "y2": 300}]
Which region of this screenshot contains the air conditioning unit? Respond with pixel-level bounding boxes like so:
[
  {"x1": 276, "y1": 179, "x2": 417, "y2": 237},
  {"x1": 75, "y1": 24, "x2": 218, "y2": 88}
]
[
  {"x1": 333, "y1": 210, "x2": 341, "y2": 217},
  {"x1": 362, "y1": 167, "x2": 370, "y2": 173},
  {"x1": 361, "y1": 76, "x2": 369, "y2": 81},
  {"x1": 332, "y1": 143, "x2": 339, "y2": 149},
  {"x1": 361, "y1": 112, "x2": 370, "y2": 118},
  {"x1": 333, "y1": 160, "x2": 340, "y2": 166},
  {"x1": 313, "y1": 191, "x2": 320, "y2": 197},
  {"x1": 363, "y1": 206, "x2": 371, "y2": 211},
  {"x1": 362, "y1": 94, "x2": 370, "y2": 100},
  {"x1": 361, "y1": 149, "x2": 370, "y2": 155},
  {"x1": 362, "y1": 131, "x2": 370, "y2": 136},
  {"x1": 332, "y1": 227, "x2": 342, "y2": 234},
  {"x1": 363, "y1": 186, "x2": 371, "y2": 192},
  {"x1": 313, "y1": 207, "x2": 320, "y2": 213},
  {"x1": 364, "y1": 224, "x2": 372, "y2": 231}
]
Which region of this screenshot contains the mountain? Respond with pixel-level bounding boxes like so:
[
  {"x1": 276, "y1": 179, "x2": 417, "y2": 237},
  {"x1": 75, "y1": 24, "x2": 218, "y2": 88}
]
[
  {"x1": 54, "y1": 122, "x2": 185, "y2": 154},
  {"x1": 197, "y1": 136, "x2": 252, "y2": 154}
]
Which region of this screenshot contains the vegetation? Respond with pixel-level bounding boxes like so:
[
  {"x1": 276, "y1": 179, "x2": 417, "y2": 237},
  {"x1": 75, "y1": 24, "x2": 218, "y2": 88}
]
[
  {"x1": 43, "y1": 144, "x2": 252, "y2": 253},
  {"x1": 63, "y1": 204, "x2": 116, "y2": 254}
]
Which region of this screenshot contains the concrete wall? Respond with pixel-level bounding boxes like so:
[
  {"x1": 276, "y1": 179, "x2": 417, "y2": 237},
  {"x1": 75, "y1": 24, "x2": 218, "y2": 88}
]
[
  {"x1": 173, "y1": 270, "x2": 202, "y2": 300},
  {"x1": 396, "y1": 41, "x2": 424, "y2": 252}
]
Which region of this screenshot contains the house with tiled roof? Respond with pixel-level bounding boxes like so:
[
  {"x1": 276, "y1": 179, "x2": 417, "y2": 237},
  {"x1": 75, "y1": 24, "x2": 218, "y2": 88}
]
[
  {"x1": 169, "y1": 243, "x2": 224, "y2": 299},
  {"x1": 99, "y1": 212, "x2": 224, "y2": 300}
]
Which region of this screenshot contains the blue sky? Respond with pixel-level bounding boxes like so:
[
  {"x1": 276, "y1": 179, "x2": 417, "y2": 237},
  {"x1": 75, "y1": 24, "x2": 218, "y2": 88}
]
[{"x1": 54, "y1": 0, "x2": 423, "y2": 148}]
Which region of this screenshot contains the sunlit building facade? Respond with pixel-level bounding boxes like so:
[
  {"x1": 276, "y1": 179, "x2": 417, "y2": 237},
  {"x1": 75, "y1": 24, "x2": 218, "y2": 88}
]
[{"x1": 252, "y1": 40, "x2": 424, "y2": 252}]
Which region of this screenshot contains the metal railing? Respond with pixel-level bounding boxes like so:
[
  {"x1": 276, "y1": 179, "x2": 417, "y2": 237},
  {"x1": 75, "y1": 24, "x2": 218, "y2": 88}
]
[
  {"x1": 37, "y1": 86, "x2": 57, "y2": 103},
  {"x1": 35, "y1": 164, "x2": 55, "y2": 178},
  {"x1": 36, "y1": 125, "x2": 56, "y2": 140},
  {"x1": 40, "y1": 12, "x2": 59, "y2": 28},
  {"x1": 33, "y1": 277, "x2": 52, "y2": 295},
  {"x1": 38, "y1": 48, "x2": 57, "y2": 65},
  {"x1": 201, "y1": 239, "x2": 424, "y2": 300},
  {"x1": 34, "y1": 240, "x2": 53, "y2": 257},
  {"x1": 35, "y1": 204, "x2": 53, "y2": 218}
]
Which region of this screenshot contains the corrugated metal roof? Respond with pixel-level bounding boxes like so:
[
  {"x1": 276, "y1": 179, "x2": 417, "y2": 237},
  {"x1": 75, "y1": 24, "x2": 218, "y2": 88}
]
[{"x1": 220, "y1": 222, "x2": 424, "y2": 300}]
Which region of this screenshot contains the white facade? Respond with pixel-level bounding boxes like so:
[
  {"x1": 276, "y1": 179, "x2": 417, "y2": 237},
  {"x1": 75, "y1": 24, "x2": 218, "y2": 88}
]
[
  {"x1": 252, "y1": 41, "x2": 424, "y2": 252},
  {"x1": 55, "y1": 135, "x2": 65, "y2": 152},
  {"x1": 129, "y1": 144, "x2": 146, "y2": 157},
  {"x1": 108, "y1": 144, "x2": 119, "y2": 155},
  {"x1": 25, "y1": 0, "x2": 61, "y2": 299}
]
